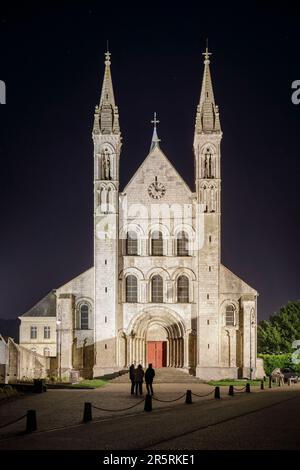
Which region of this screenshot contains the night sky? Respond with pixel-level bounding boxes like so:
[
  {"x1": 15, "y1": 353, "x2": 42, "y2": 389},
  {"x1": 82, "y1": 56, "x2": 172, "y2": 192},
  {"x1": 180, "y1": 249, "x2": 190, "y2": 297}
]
[{"x1": 0, "y1": 2, "x2": 299, "y2": 322}]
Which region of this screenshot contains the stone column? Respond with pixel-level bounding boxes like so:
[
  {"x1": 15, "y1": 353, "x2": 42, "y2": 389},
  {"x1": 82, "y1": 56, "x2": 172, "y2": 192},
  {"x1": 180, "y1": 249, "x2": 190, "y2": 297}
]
[
  {"x1": 230, "y1": 331, "x2": 236, "y2": 367},
  {"x1": 184, "y1": 332, "x2": 190, "y2": 368},
  {"x1": 175, "y1": 339, "x2": 179, "y2": 367},
  {"x1": 57, "y1": 294, "x2": 74, "y2": 380},
  {"x1": 129, "y1": 337, "x2": 133, "y2": 365},
  {"x1": 172, "y1": 339, "x2": 175, "y2": 367},
  {"x1": 166, "y1": 339, "x2": 170, "y2": 367},
  {"x1": 144, "y1": 339, "x2": 147, "y2": 367},
  {"x1": 168, "y1": 339, "x2": 172, "y2": 367},
  {"x1": 173, "y1": 339, "x2": 177, "y2": 367},
  {"x1": 134, "y1": 338, "x2": 138, "y2": 364},
  {"x1": 136, "y1": 338, "x2": 139, "y2": 364},
  {"x1": 180, "y1": 338, "x2": 184, "y2": 368},
  {"x1": 124, "y1": 335, "x2": 128, "y2": 367},
  {"x1": 241, "y1": 296, "x2": 256, "y2": 378},
  {"x1": 138, "y1": 338, "x2": 142, "y2": 364}
]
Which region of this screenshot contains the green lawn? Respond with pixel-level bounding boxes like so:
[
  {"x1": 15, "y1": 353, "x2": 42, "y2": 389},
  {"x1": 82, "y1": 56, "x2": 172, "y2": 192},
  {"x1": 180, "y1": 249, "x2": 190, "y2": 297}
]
[
  {"x1": 207, "y1": 379, "x2": 268, "y2": 387},
  {"x1": 71, "y1": 379, "x2": 108, "y2": 389}
]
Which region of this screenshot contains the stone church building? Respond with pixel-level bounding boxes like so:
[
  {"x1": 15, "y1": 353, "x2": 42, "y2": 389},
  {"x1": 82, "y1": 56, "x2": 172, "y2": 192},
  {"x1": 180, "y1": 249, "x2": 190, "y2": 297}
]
[{"x1": 19, "y1": 49, "x2": 258, "y2": 380}]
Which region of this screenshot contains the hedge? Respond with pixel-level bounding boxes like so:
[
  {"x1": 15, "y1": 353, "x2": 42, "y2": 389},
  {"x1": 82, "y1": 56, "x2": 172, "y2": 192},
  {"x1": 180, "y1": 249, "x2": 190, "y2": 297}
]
[{"x1": 258, "y1": 353, "x2": 300, "y2": 376}]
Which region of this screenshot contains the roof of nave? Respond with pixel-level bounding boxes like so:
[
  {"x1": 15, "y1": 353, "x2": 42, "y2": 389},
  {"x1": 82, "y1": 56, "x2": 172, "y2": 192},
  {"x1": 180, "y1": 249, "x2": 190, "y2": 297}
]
[
  {"x1": 55, "y1": 266, "x2": 94, "y2": 294},
  {"x1": 220, "y1": 264, "x2": 258, "y2": 296},
  {"x1": 20, "y1": 290, "x2": 57, "y2": 317}
]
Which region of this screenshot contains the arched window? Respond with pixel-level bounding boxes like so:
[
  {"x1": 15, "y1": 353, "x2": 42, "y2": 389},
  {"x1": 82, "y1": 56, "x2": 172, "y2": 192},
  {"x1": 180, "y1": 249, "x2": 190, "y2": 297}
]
[
  {"x1": 126, "y1": 231, "x2": 138, "y2": 255},
  {"x1": 151, "y1": 231, "x2": 163, "y2": 256},
  {"x1": 126, "y1": 275, "x2": 138, "y2": 303},
  {"x1": 177, "y1": 231, "x2": 189, "y2": 256},
  {"x1": 151, "y1": 275, "x2": 163, "y2": 303},
  {"x1": 80, "y1": 304, "x2": 89, "y2": 330},
  {"x1": 177, "y1": 275, "x2": 189, "y2": 303},
  {"x1": 225, "y1": 305, "x2": 235, "y2": 326},
  {"x1": 44, "y1": 348, "x2": 50, "y2": 357}
]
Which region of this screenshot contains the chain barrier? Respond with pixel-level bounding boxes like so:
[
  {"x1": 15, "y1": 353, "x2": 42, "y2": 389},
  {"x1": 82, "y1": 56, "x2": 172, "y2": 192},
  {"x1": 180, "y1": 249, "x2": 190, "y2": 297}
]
[
  {"x1": 92, "y1": 398, "x2": 145, "y2": 413},
  {"x1": 233, "y1": 386, "x2": 246, "y2": 392},
  {"x1": 0, "y1": 414, "x2": 27, "y2": 430},
  {"x1": 152, "y1": 393, "x2": 186, "y2": 403},
  {"x1": 192, "y1": 389, "x2": 215, "y2": 398}
]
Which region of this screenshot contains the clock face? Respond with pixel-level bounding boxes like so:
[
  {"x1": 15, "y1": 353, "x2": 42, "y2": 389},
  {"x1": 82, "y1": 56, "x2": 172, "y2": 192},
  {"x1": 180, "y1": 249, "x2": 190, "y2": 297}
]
[{"x1": 148, "y1": 180, "x2": 166, "y2": 199}]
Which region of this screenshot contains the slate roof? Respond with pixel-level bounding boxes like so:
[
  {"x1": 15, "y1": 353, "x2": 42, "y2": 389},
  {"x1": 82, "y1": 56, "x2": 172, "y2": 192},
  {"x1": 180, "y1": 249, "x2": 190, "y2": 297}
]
[{"x1": 21, "y1": 290, "x2": 57, "y2": 317}]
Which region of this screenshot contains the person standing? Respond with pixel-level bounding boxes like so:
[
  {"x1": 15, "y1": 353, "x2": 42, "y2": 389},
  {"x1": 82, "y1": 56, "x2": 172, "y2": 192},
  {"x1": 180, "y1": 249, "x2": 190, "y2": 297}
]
[
  {"x1": 129, "y1": 363, "x2": 135, "y2": 395},
  {"x1": 135, "y1": 364, "x2": 144, "y2": 395},
  {"x1": 145, "y1": 363, "x2": 155, "y2": 395}
]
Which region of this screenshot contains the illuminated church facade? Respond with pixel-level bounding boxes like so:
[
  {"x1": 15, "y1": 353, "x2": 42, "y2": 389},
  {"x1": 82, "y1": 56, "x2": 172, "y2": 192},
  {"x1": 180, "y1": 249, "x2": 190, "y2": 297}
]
[{"x1": 19, "y1": 49, "x2": 258, "y2": 380}]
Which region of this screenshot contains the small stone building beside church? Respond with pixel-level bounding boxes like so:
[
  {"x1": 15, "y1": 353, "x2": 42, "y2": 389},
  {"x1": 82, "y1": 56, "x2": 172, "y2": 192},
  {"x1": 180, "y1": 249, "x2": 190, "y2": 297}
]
[{"x1": 19, "y1": 49, "x2": 259, "y2": 380}]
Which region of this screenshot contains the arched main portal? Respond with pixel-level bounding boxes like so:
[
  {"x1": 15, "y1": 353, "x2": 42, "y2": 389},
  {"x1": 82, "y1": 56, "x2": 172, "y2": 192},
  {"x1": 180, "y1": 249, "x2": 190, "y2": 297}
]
[{"x1": 124, "y1": 309, "x2": 186, "y2": 369}]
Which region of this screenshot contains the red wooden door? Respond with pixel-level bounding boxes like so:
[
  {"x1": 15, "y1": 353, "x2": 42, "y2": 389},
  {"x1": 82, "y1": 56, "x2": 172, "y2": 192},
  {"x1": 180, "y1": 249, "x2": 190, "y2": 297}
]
[{"x1": 147, "y1": 341, "x2": 167, "y2": 368}]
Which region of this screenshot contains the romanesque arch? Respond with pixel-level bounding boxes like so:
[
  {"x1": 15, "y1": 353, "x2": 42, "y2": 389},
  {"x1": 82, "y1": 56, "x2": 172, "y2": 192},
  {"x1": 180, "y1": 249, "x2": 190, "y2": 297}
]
[{"x1": 118, "y1": 307, "x2": 190, "y2": 369}]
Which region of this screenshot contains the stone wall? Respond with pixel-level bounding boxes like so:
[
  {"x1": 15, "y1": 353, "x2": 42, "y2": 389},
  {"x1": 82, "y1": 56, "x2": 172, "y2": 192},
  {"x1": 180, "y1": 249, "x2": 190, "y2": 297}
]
[{"x1": 7, "y1": 338, "x2": 50, "y2": 382}]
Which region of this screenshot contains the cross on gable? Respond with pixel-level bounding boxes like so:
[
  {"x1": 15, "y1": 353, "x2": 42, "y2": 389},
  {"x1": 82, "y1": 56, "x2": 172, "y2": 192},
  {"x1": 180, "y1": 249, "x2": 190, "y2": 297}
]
[{"x1": 151, "y1": 112, "x2": 160, "y2": 127}]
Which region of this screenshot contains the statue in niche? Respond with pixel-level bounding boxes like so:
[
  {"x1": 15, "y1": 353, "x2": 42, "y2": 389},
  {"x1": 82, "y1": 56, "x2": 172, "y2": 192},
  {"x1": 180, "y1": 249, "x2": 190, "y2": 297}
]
[
  {"x1": 204, "y1": 155, "x2": 208, "y2": 178},
  {"x1": 210, "y1": 187, "x2": 214, "y2": 212},
  {"x1": 204, "y1": 148, "x2": 213, "y2": 179},
  {"x1": 102, "y1": 148, "x2": 112, "y2": 180},
  {"x1": 203, "y1": 185, "x2": 208, "y2": 213}
]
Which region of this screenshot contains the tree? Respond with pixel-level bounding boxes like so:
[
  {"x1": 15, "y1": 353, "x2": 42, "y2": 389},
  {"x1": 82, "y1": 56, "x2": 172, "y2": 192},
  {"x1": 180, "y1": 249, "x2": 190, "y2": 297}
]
[{"x1": 258, "y1": 300, "x2": 300, "y2": 354}]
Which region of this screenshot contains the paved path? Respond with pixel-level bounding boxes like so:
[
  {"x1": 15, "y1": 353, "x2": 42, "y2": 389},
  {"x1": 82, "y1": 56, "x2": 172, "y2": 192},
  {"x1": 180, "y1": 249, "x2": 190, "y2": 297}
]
[
  {"x1": 0, "y1": 382, "x2": 218, "y2": 438},
  {"x1": 0, "y1": 383, "x2": 299, "y2": 449}
]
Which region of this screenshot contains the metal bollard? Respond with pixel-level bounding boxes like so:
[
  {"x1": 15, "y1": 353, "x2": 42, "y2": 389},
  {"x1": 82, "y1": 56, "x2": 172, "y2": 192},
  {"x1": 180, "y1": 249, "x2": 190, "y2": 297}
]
[
  {"x1": 246, "y1": 383, "x2": 251, "y2": 393},
  {"x1": 144, "y1": 394, "x2": 152, "y2": 412},
  {"x1": 214, "y1": 386, "x2": 220, "y2": 399},
  {"x1": 260, "y1": 380, "x2": 264, "y2": 390},
  {"x1": 83, "y1": 402, "x2": 92, "y2": 422},
  {"x1": 288, "y1": 378, "x2": 291, "y2": 386},
  {"x1": 185, "y1": 389, "x2": 192, "y2": 404},
  {"x1": 228, "y1": 385, "x2": 234, "y2": 396},
  {"x1": 269, "y1": 376, "x2": 272, "y2": 388},
  {"x1": 26, "y1": 409, "x2": 37, "y2": 433}
]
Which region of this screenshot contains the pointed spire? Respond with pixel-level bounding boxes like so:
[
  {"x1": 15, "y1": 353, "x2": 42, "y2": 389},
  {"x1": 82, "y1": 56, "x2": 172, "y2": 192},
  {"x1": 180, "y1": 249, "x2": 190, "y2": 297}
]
[
  {"x1": 93, "y1": 49, "x2": 120, "y2": 135},
  {"x1": 100, "y1": 50, "x2": 115, "y2": 107},
  {"x1": 150, "y1": 112, "x2": 161, "y2": 151},
  {"x1": 195, "y1": 44, "x2": 221, "y2": 134}
]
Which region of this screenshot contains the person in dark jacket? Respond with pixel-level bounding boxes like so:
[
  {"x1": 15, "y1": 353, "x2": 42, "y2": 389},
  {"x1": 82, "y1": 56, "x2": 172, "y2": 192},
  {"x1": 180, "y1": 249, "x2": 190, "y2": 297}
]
[
  {"x1": 145, "y1": 363, "x2": 155, "y2": 395},
  {"x1": 134, "y1": 364, "x2": 144, "y2": 395},
  {"x1": 129, "y1": 363, "x2": 135, "y2": 395}
]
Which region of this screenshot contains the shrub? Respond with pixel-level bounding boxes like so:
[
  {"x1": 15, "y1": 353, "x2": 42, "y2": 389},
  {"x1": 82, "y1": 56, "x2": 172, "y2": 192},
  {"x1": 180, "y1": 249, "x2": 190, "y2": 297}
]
[
  {"x1": 48, "y1": 376, "x2": 58, "y2": 383},
  {"x1": 259, "y1": 353, "x2": 300, "y2": 376},
  {"x1": 2, "y1": 385, "x2": 17, "y2": 397}
]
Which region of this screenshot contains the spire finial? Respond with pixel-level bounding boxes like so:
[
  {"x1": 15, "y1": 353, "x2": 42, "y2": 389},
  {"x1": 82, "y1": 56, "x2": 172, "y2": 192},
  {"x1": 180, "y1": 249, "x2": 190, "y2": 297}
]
[
  {"x1": 105, "y1": 41, "x2": 111, "y2": 66},
  {"x1": 151, "y1": 112, "x2": 160, "y2": 128},
  {"x1": 202, "y1": 39, "x2": 211, "y2": 64},
  {"x1": 150, "y1": 112, "x2": 161, "y2": 151}
]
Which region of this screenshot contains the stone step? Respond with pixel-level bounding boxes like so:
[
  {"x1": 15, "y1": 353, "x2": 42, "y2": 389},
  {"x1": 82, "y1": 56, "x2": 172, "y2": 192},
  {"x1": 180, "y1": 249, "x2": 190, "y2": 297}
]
[{"x1": 110, "y1": 367, "x2": 204, "y2": 384}]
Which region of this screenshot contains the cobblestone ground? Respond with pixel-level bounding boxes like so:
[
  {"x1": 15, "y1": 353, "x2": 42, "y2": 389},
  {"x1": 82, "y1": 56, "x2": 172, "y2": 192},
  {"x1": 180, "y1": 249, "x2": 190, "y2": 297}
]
[{"x1": 0, "y1": 381, "x2": 248, "y2": 438}]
